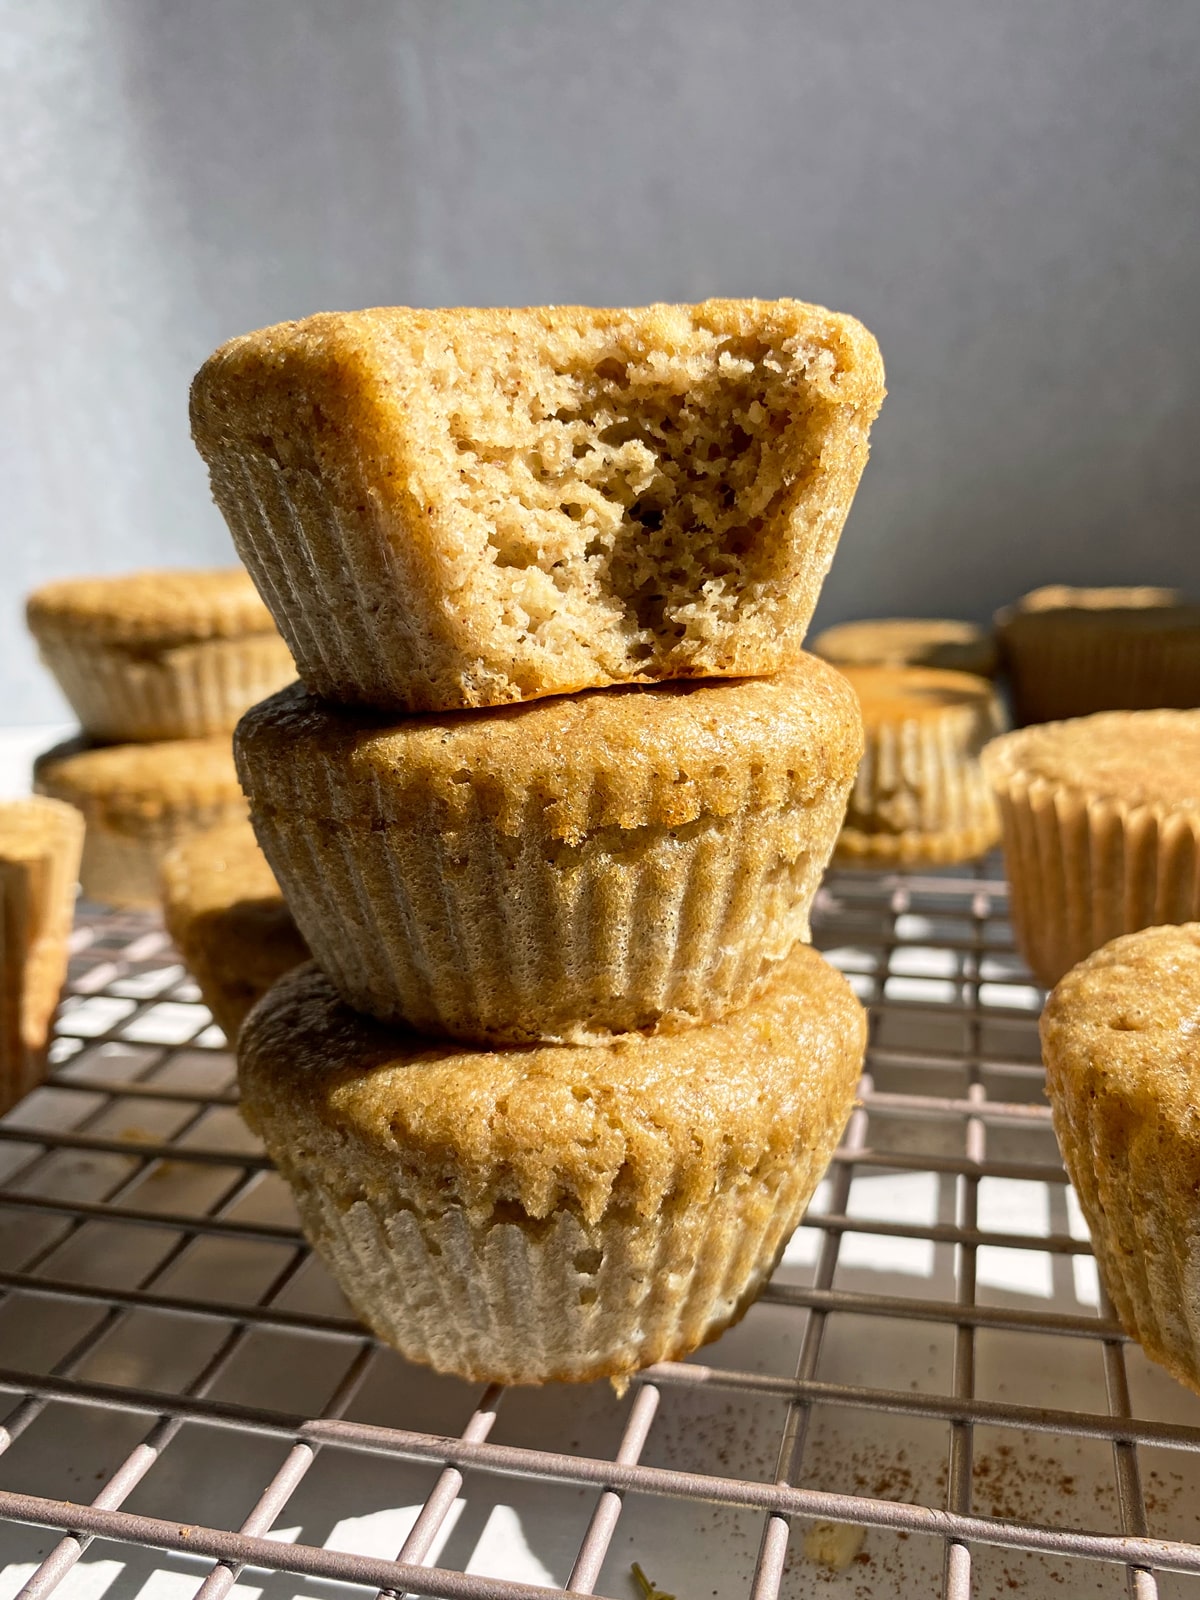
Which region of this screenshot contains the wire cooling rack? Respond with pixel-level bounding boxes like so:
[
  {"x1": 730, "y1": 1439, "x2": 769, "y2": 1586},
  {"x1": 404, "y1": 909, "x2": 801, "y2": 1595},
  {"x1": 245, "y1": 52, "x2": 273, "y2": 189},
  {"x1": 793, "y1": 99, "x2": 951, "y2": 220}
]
[{"x1": 1, "y1": 865, "x2": 1199, "y2": 1600}]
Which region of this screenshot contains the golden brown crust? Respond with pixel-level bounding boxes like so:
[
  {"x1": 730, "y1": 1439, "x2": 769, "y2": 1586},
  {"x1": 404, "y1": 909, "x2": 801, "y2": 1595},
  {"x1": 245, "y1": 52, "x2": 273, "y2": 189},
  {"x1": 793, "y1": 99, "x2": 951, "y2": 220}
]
[
  {"x1": 236, "y1": 655, "x2": 862, "y2": 843},
  {"x1": 192, "y1": 300, "x2": 884, "y2": 711},
  {"x1": 833, "y1": 666, "x2": 1004, "y2": 865},
  {"x1": 160, "y1": 822, "x2": 308, "y2": 1040},
  {"x1": 34, "y1": 736, "x2": 244, "y2": 830},
  {"x1": 811, "y1": 618, "x2": 997, "y2": 678},
  {"x1": 994, "y1": 587, "x2": 1200, "y2": 724},
  {"x1": 26, "y1": 569, "x2": 277, "y2": 648},
  {"x1": 983, "y1": 711, "x2": 1200, "y2": 813},
  {"x1": 239, "y1": 942, "x2": 866, "y2": 1229},
  {"x1": 1041, "y1": 924, "x2": 1200, "y2": 1393}
]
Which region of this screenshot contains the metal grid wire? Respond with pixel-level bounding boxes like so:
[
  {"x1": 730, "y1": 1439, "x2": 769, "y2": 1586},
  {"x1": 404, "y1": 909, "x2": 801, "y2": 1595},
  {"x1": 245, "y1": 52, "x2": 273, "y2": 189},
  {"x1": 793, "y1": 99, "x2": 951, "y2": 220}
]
[{"x1": 0, "y1": 865, "x2": 1199, "y2": 1599}]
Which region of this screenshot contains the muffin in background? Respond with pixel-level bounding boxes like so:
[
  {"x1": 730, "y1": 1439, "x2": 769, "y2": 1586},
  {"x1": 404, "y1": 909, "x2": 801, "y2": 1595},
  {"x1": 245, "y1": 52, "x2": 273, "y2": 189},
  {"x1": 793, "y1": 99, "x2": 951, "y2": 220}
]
[
  {"x1": 161, "y1": 821, "x2": 308, "y2": 1042},
  {"x1": 983, "y1": 710, "x2": 1200, "y2": 988},
  {"x1": 0, "y1": 798, "x2": 84, "y2": 1112},
  {"x1": 812, "y1": 617, "x2": 997, "y2": 679},
  {"x1": 35, "y1": 736, "x2": 246, "y2": 910},
  {"x1": 995, "y1": 585, "x2": 1200, "y2": 726},
  {"x1": 27, "y1": 569, "x2": 295, "y2": 742},
  {"x1": 1041, "y1": 924, "x2": 1200, "y2": 1396},
  {"x1": 191, "y1": 299, "x2": 884, "y2": 712},
  {"x1": 834, "y1": 666, "x2": 1005, "y2": 866},
  {"x1": 238, "y1": 943, "x2": 867, "y2": 1385},
  {"x1": 235, "y1": 657, "x2": 864, "y2": 1045}
]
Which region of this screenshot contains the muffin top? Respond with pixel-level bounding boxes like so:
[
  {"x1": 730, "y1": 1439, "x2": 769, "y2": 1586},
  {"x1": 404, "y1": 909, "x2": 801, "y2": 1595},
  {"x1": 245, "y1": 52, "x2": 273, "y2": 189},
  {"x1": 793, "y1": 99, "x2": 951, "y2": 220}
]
[
  {"x1": 26, "y1": 569, "x2": 277, "y2": 647},
  {"x1": 35, "y1": 737, "x2": 243, "y2": 826},
  {"x1": 996, "y1": 585, "x2": 1200, "y2": 638},
  {"x1": 982, "y1": 710, "x2": 1200, "y2": 811},
  {"x1": 812, "y1": 618, "x2": 997, "y2": 677},
  {"x1": 0, "y1": 796, "x2": 84, "y2": 862},
  {"x1": 238, "y1": 942, "x2": 866, "y2": 1227},
  {"x1": 236, "y1": 653, "x2": 864, "y2": 841},
  {"x1": 838, "y1": 665, "x2": 1002, "y2": 728},
  {"x1": 1041, "y1": 923, "x2": 1200, "y2": 1135}
]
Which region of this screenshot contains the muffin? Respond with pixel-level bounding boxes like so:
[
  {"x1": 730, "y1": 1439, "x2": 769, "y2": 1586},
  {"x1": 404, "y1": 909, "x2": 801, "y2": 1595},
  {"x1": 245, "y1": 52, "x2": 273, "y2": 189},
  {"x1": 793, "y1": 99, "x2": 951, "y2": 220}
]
[
  {"x1": 1041, "y1": 924, "x2": 1200, "y2": 1395},
  {"x1": 0, "y1": 798, "x2": 84, "y2": 1111},
  {"x1": 191, "y1": 300, "x2": 885, "y2": 712},
  {"x1": 238, "y1": 943, "x2": 867, "y2": 1384},
  {"x1": 995, "y1": 586, "x2": 1200, "y2": 726},
  {"x1": 26, "y1": 569, "x2": 295, "y2": 742},
  {"x1": 982, "y1": 710, "x2": 1200, "y2": 988},
  {"x1": 160, "y1": 821, "x2": 308, "y2": 1042},
  {"x1": 234, "y1": 656, "x2": 863, "y2": 1045},
  {"x1": 834, "y1": 666, "x2": 1005, "y2": 865},
  {"x1": 811, "y1": 617, "x2": 997, "y2": 678},
  {"x1": 35, "y1": 737, "x2": 247, "y2": 910}
]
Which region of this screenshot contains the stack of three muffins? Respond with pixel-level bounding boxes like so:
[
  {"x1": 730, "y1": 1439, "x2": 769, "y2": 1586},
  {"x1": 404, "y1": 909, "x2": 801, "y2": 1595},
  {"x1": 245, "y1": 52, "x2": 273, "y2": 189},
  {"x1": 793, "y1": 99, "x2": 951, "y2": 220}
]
[{"x1": 194, "y1": 298, "x2": 884, "y2": 1382}]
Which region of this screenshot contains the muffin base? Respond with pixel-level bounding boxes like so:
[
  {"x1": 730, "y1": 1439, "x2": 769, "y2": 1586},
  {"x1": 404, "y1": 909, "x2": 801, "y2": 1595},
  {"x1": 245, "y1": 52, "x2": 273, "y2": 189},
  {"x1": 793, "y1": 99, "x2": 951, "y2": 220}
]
[
  {"x1": 288, "y1": 1154, "x2": 823, "y2": 1384},
  {"x1": 991, "y1": 777, "x2": 1200, "y2": 988}
]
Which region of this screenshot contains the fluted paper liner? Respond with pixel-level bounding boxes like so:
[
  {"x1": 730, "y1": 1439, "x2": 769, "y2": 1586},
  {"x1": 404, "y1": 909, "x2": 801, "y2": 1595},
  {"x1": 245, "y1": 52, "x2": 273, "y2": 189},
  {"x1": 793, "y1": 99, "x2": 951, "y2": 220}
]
[
  {"x1": 836, "y1": 678, "x2": 1004, "y2": 866},
  {"x1": 997, "y1": 605, "x2": 1200, "y2": 726},
  {"x1": 988, "y1": 771, "x2": 1200, "y2": 988},
  {"x1": 288, "y1": 1156, "x2": 818, "y2": 1383},
  {"x1": 242, "y1": 748, "x2": 854, "y2": 1045},
  {"x1": 37, "y1": 633, "x2": 295, "y2": 743}
]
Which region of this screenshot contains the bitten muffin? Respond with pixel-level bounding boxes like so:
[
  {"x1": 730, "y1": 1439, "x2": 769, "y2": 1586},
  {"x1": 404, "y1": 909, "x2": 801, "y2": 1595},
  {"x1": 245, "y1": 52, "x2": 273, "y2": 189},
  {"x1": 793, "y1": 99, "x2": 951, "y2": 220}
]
[
  {"x1": 235, "y1": 656, "x2": 864, "y2": 1045},
  {"x1": 34, "y1": 737, "x2": 247, "y2": 910},
  {"x1": 160, "y1": 821, "x2": 308, "y2": 1042},
  {"x1": 834, "y1": 666, "x2": 1005, "y2": 865},
  {"x1": 0, "y1": 798, "x2": 84, "y2": 1111},
  {"x1": 811, "y1": 618, "x2": 997, "y2": 678},
  {"x1": 191, "y1": 300, "x2": 885, "y2": 711},
  {"x1": 983, "y1": 711, "x2": 1200, "y2": 988},
  {"x1": 26, "y1": 569, "x2": 295, "y2": 742},
  {"x1": 995, "y1": 586, "x2": 1200, "y2": 726},
  {"x1": 1041, "y1": 924, "x2": 1200, "y2": 1395},
  {"x1": 238, "y1": 943, "x2": 867, "y2": 1384}
]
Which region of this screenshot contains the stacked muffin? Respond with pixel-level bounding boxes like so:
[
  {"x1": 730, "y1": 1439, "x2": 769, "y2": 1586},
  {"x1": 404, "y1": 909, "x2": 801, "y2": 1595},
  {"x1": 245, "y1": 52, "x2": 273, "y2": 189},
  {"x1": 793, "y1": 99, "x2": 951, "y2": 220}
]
[
  {"x1": 192, "y1": 299, "x2": 883, "y2": 1383},
  {"x1": 27, "y1": 570, "x2": 293, "y2": 908}
]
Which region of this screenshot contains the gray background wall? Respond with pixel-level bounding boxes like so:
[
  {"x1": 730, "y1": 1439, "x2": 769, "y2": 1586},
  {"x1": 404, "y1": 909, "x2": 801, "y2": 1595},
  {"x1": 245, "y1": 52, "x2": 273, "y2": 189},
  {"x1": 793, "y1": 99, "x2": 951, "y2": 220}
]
[{"x1": 3, "y1": 0, "x2": 1198, "y2": 724}]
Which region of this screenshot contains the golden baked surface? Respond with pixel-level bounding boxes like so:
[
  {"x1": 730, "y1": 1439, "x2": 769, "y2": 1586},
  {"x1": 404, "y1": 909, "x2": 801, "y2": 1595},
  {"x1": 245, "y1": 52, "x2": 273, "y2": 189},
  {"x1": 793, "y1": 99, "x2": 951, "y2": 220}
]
[
  {"x1": 837, "y1": 664, "x2": 999, "y2": 725},
  {"x1": 26, "y1": 569, "x2": 277, "y2": 647},
  {"x1": 160, "y1": 822, "x2": 308, "y2": 1040},
  {"x1": 1041, "y1": 924, "x2": 1200, "y2": 1393},
  {"x1": 983, "y1": 710, "x2": 1200, "y2": 812},
  {"x1": 811, "y1": 618, "x2": 997, "y2": 677},
  {"x1": 236, "y1": 653, "x2": 863, "y2": 843},
  {"x1": 35, "y1": 736, "x2": 243, "y2": 825},
  {"x1": 192, "y1": 300, "x2": 884, "y2": 710},
  {"x1": 1042, "y1": 924, "x2": 1200, "y2": 1121},
  {"x1": 239, "y1": 942, "x2": 867, "y2": 1229}
]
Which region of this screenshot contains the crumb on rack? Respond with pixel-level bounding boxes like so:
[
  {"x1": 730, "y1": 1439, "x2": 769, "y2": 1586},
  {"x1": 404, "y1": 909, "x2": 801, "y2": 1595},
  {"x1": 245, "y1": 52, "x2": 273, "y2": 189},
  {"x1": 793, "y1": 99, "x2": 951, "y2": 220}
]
[{"x1": 803, "y1": 1519, "x2": 867, "y2": 1571}]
